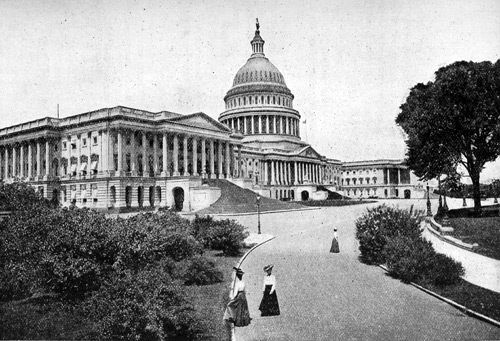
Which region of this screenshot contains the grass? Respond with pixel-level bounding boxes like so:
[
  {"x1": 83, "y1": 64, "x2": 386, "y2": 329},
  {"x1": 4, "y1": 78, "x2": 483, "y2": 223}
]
[
  {"x1": 446, "y1": 217, "x2": 500, "y2": 261},
  {"x1": 0, "y1": 250, "x2": 241, "y2": 341},
  {"x1": 417, "y1": 279, "x2": 500, "y2": 322},
  {"x1": 185, "y1": 250, "x2": 240, "y2": 341}
]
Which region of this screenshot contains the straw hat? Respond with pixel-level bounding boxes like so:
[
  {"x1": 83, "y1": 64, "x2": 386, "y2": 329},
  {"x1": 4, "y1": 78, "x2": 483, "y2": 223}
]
[
  {"x1": 233, "y1": 267, "x2": 244, "y2": 275},
  {"x1": 263, "y1": 264, "x2": 274, "y2": 272}
]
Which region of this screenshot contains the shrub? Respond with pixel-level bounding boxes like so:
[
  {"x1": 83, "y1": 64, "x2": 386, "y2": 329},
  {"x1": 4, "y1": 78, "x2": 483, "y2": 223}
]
[
  {"x1": 422, "y1": 253, "x2": 465, "y2": 285},
  {"x1": 384, "y1": 236, "x2": 465, "y2": 286},
  {"x1": 80, "y1": 268, "x2": 204, "y2": 341},
  {"x1": 204, "y1": 219, "x2": 249, "y2": 256},
  {"x1": 158, "y1": 232, "x2": 203, "y2": 262},
  {"x1": 181, "y1": 255, "x2": 224, "y2": 286},
  {"x1": 191, "y1": 215, "x2": 216, "y2": 248},
  {"x1": 384, "y1": 236, "x2": 436, "y2": 283},
  {"x1": 355, "y1": 205, "x2": 423, "y2": 264}
]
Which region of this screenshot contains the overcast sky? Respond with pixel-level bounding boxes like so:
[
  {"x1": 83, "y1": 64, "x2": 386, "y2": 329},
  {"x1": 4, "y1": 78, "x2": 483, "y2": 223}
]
[{"x1": 1, "y1": 0, "x2": 499, "y2": 180}]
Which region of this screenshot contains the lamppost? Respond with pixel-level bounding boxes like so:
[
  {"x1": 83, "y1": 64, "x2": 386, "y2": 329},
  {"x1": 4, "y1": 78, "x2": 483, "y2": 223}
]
[
  {"x1": 256, "y1": 194, "x2": 261, "y2": 234},
  {"x1": 426, "y1": 182, "x2": 432, "y2": 216},
  {"x1": 462, "y1": 183, "x2": 467, "y2": 207}
]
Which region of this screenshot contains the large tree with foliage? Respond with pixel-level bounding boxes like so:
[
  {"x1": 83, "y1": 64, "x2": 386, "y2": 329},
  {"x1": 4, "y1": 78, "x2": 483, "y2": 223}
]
[{"x1": 396, "y1": 60, "x2": 500, "y2": 212}]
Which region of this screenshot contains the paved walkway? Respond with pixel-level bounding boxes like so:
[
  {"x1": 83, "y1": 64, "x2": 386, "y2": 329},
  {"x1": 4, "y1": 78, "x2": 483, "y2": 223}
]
[{"x1": 220, "y1": 199, "x2": 500, "y2": 341}]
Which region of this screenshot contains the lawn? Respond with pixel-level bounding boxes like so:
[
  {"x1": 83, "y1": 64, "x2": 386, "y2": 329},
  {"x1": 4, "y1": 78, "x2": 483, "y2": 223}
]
[
  {"x1": 0, "y1": 251, "x2": 240, "y2": 340},
  {"x1": 447, "y1": 216, "x2": 500, "y2": 261},
  {"x1": 419, "y1": 279, "x2": 500, "y2": 322}
]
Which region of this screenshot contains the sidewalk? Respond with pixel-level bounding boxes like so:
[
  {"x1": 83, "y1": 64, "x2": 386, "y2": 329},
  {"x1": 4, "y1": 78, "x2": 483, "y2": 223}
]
[{"x1": 423, "y1": 223, "x2": 500, "y2": 293}]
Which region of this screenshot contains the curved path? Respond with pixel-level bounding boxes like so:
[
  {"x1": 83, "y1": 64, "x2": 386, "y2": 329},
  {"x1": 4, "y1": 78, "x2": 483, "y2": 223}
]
[{"x1": 223, "y1": 199, "x2": 500, "y2": 341}]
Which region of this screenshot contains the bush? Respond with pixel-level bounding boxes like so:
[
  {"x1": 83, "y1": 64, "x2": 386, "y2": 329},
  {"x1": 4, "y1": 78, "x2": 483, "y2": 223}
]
[
  {"x1": 80, "y1": 268, "x2": 204, "y2": 341},
  {"x1": 384, "y1": 235, "x2": 465, "y2": 286},
  {"x1": 384, "y1": 236, "x2": 436, "y2": 283},
  {"x1": 423, "y1": 253, "x2": 465, "y2": 285},
  {"x1": 355, "y1": 205, "x2": 423, "y2": 264},
  {"x1": 191, "y1": 215, "x2": 216, "y2": 248},
  {"x1": 181, "y1": 255, "x2": 224, "y2": 286},
  {"x1": 203, "y1": 218, "x2": 249, "y2": 256}
]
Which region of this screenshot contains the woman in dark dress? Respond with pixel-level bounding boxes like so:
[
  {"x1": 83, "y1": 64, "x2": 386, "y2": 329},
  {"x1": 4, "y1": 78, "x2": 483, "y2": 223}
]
[
  {"x1": 224, "y1": 267, "x2": 251, "y2": 327},
  {"x1": 259, "y1": 264, "x2": 280, "y2": 317},
  {"x1": 330, "y1": 228, "x2": 340, "y2": 253}
]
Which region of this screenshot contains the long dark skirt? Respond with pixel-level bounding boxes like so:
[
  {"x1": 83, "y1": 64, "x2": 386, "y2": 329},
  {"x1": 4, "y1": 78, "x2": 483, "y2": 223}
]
[
  {"x1": 330, "y1": 237, "x2": 340, "y2": 253},
  {"x1": 259, "y1": 285, "x2": 280, "y2": 317},
  {"x1": 224, "y1": 291, "x2": 251, "y2": 327}
]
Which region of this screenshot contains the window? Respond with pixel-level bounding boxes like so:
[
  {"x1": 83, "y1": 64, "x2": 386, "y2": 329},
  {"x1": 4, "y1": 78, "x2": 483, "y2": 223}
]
[
  {"x1": 93, "y1": 136, "x2": 98, "y2": 145},
  {"x1": 71, "y1": 142, "x2": 77, "y2": 150},
  {"x1": 82, "y1": 138, "x2": 87, "y2": 146},
  {"x1": 63, "y1": 141, "x2": 67, "y2": 150}
]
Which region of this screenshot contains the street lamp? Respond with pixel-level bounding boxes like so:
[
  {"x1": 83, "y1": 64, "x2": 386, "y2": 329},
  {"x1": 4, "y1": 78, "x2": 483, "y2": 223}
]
[
  {"x1": 256, "y1": 194, "x2": 261, "y2": 234},
  {"x1": 426, "y1": 183, "x2": 432, "y2": 216}
]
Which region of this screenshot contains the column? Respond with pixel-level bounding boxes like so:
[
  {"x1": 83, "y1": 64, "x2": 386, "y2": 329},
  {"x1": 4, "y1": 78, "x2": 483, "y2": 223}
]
[
  {"x1": 258, "y1": 116, "x2": 262, "y2": 134},
  {"x1": 251, "y1": 116, "x2": 255, "y2": 134},
  {"x1": 99, "y1": 131, "x2": 106, "y2": 173},
  {"x1": 225, "y1": 142, "x2": 230, "y2": 178},
  {"x1": 398, "y1": 169, "x2": 401, "y2": 184},
  {"x1": 27, "y1": 143, "x2": 32, "y2": 179},
  {"x1": 142, "y1": 132, "x2": 147, "y2": 177},
  {"x1": 4, "y1": 148, "x2": 8, "y2": 178},
  {"x1": 183, "y1": 135, "x2": 189, "y2": 176},
  {"x1": 266, "y1": 116, "x2": 270, "y2": 134},
  {"x1": 294, "y1": 161, "x2": 298, "y2": 185},
  {"x1": 273, "y1": 116, "x2": 277, "y2": 134},
  {"x1": 18, "y1": 145, "x2": 23, "y2": 177},
  {"x1": 36, "y1": 140, "x2": 41, "y2": 178},
  {"x1": 173, "y1": 134, "x2": 179, "y2": 176},
  {"x1": 161, "y1": 133, "x2": 168, "y2": 176},
  {"x1": 287, "y1": 162, "x2": 291, "y2": 185},
  {"x1": 45, "y1": 140, "x2": 50, "y2": 178},
  {"x1": 237, "y1": 146, "x2": 242, "y2": 178},
  {"x1": 153, "y1": 134, "x2": 158, "y2": 175},
  {"x1": 117, "y1": 131, "x2": 123, "y2": 174},
  {"x1": 217, "y1": 141, "x2": 223, "y2": 178},
  {"x1": 209, "y1": 139, "x2": 215, "y2": 178},
  {"x1": 201, "y1": 138, "x2": 207, "y2": 177},
  {"x1": 192, "y1": 137, "x2": 198, "y2": 175},
  {"x1": 130, "y1": 132, "x2": 136, "y2": 174},
  {"x1": 0, "y1": 148, "x2": 2, "y2": 180},
  {"x1": 263, "y1": 160, "x2": 268, "y2": 184},
  {"x1": 271, "y1": 160, "x2": 276, "y2": 185},
  {"x1": 12, "y1": 145, "x2": 17, "y2": 177}
]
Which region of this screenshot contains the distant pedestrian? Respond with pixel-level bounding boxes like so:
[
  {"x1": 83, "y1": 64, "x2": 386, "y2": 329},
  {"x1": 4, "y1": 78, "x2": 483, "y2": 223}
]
[
  {"x1": 224, "y1": 267, "x2": 251, "y2": 327},
  {"x1": 259, "y1": 264, "x2": 280, "y2": 317},
  {"x1": 330, "y1": 228, "x2": 340, "y2": 253}
]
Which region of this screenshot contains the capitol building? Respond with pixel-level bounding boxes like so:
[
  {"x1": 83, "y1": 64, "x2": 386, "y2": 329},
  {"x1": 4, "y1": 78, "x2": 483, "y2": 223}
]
[{"x1": 0, "y1": 22, "x2": 423, "y2": 211}]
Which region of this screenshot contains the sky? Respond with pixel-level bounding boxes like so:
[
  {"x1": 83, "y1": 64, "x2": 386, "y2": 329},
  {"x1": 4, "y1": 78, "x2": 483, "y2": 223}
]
[{"x1": 1, "y1": 0, "x2": 499, "y2": 181}]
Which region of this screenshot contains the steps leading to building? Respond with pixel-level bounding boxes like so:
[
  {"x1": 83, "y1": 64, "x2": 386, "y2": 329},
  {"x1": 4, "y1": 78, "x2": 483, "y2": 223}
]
[{"x1": 195, "y1": 179, "x2": 306, "y2": 214}]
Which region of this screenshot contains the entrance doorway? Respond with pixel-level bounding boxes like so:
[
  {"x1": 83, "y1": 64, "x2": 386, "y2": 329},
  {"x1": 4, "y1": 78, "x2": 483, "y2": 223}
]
[
  {"x1": 404, "y1": 189, "x2": 411, "y2": 199},
  {"x1": 301, "y1": 190, "x2": 309, "y2": 201},
  {"x1": 173, "y1": 187, "x2": 184, "y2": 211}
]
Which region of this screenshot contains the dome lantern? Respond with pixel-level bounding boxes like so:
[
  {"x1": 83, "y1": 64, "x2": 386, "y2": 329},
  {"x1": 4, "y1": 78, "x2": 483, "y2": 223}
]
[{"x1": 251, "y1": 18, "x2": 265, "y2": 57}]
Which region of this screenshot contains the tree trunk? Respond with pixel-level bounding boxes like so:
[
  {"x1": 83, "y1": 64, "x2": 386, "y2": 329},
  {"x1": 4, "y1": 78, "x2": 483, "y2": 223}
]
[{"x1": 470, "y1": 171, "x2": 482, "y2": 214}]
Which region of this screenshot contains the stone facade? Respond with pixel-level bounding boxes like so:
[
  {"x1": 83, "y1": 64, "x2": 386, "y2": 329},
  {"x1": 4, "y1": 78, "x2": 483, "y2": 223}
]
[{"x1": 0, "y1": 107, "x2": 243, "y2": 211}]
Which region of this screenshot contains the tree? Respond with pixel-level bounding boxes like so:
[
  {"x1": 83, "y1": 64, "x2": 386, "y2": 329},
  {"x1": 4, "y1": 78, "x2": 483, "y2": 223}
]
[{"x1": 396, "y1": 60, "x2": 500, "y2": 212}]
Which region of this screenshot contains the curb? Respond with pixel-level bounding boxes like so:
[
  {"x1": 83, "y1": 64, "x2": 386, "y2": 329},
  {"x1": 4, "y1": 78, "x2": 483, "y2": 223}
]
[
  {"x1": 227, "y1": 235, "x2": 276, "y2": 341},
  {"x1": 191, "y1": 206, "x2": 319, "y2": 217},
  {"x1": 378, "y1": 265, "x2": 500, "y2": 329}
]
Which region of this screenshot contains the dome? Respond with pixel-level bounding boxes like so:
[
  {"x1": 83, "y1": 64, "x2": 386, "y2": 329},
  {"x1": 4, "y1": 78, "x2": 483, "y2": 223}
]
[
  {"x1": 232, "y1": 56, "x2": 287, "y2": 87},
  {"x1": 224, "y1": 22, "x2": 293, "y2": 100}
]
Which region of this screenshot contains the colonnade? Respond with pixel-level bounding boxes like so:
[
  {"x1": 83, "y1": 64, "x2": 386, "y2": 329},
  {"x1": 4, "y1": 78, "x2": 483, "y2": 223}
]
[
  {"x1": 222, "y1": 115, "x2": 299, "y2": 137},
  {"x1": 0, "y1": 129, "x2": 243, "y2": 181},
  {"x1": 239, "y1": 158, "x2": 326, "y2": 186},
  {"x1": 0, "y1": 139, "x2": 52, "y2": 180}
]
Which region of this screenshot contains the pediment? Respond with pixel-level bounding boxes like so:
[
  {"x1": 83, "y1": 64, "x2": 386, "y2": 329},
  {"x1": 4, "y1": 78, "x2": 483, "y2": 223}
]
[
  {"x1": 169, "y1": 112, "x2": 231, "y2": 132},
  {"x1": 296, "y1": 146, "x2": 323, "y2": 159}
]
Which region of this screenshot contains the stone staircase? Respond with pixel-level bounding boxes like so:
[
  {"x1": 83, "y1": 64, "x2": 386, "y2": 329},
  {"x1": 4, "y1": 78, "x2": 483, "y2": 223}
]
[{"x1": 194, "y1": 179, "x2": 306, "y2": 214}]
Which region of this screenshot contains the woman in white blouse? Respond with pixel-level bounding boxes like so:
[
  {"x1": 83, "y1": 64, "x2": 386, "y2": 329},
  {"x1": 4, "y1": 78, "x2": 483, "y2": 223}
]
[
  {"x1": 223, "y1": 267, "x2": 251, "y2": 327},
  {"x1": 258, "y1": 264, "x2": 280, "y2": 316}
]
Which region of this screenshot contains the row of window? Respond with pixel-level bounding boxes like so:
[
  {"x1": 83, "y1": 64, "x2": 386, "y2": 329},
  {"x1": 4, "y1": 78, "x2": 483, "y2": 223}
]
[
  {"x1": 233, "y1": 70, "x2": 285, "y2": 86},
  {"x1": 222, "y1": 115, "x2": 299, "y2": 136},
  {"x1": 343, "y1": 177, "x2": 378, "y2": 185},
  {"x1": 225, "y1": 94, "x2": 292, "y2": 109}
]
